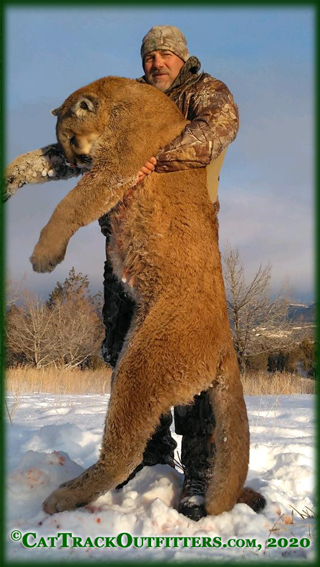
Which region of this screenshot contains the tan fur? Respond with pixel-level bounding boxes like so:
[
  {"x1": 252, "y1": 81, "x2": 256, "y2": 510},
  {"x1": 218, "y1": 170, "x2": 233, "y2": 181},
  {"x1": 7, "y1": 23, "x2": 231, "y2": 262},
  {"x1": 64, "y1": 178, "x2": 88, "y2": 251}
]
[{"x1": 33, "y1": 76, "x2": 251, "y2": 515}]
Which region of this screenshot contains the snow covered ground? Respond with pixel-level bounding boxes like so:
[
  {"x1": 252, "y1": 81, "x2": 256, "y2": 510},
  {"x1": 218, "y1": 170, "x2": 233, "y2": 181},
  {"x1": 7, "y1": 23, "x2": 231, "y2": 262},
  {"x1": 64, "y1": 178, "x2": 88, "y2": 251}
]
[{"x1": 5, "y1": 392, "x2": 316, "y2": 562}]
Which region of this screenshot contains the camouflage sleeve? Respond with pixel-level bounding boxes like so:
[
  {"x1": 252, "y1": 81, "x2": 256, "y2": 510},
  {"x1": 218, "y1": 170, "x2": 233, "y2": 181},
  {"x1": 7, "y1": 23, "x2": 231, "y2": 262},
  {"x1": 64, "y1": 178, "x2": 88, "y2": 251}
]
[
  {"x1": 4, "y1": 143, "x2": 82, "y2": 201},
  {"x1": 155, "y1": 76, "x2": 239, "y2": 172}
]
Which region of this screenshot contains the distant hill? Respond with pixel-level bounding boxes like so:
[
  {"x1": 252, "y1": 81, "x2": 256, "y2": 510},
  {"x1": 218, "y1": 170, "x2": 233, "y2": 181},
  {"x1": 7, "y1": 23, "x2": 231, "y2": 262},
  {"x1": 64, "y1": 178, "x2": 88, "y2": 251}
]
[{"x1": 288, "y1": 303, "x2": 316, "y2": 323}]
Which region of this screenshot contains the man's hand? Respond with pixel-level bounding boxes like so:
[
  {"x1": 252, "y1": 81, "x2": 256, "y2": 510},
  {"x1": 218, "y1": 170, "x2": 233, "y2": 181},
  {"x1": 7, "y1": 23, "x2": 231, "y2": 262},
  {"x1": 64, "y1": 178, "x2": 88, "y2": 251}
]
[{"x1": 137, "y1": 157, "x2": 157, "y2": 184}]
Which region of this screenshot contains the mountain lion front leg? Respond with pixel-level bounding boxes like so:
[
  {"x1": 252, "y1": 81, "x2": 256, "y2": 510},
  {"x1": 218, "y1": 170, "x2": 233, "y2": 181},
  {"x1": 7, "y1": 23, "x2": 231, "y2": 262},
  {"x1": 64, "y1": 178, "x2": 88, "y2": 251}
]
[{"x1": 30, "y1": 169, "x2": 137, "y2": 273}]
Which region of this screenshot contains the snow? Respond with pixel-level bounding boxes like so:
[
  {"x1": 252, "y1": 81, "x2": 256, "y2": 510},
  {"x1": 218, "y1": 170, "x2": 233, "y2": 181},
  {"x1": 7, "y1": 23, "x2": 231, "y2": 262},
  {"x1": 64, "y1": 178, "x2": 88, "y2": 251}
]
[{"x1": 5, "y1": 393, "x2": 316, "y2": 562}]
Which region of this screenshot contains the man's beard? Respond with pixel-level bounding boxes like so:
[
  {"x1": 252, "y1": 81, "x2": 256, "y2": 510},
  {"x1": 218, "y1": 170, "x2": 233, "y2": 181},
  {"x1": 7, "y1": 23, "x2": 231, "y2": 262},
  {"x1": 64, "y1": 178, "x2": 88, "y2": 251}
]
[
  {"x1": 154, "y1": 83, "x2": 168, "y2": 92},
  {"x1": 150, "y1": 74, "x2": 172, "y2": 92}
]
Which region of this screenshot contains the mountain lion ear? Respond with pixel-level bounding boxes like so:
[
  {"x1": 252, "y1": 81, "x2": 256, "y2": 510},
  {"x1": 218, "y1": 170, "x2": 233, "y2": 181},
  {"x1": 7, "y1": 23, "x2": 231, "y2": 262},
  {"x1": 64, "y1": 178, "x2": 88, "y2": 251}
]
[
  {"x1": 71, "y1": 96, "x2": 99, "y2": 116},
  {"x1": 51, "y1": 107, "x2": 61, "y2": 116}
]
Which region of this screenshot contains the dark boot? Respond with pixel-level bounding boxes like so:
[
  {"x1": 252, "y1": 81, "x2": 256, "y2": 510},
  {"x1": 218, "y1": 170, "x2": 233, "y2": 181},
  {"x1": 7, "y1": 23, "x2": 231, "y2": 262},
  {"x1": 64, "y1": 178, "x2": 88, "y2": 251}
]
[
  {"x1": 175, "y1": 391, "x2": 267, "y2": 519},
  {"x1": 98, "y1": 214, "x2": 177, "y2": 486},
  {"x1": 175, "y1": 390, "x2": 215, "y2": 521}
]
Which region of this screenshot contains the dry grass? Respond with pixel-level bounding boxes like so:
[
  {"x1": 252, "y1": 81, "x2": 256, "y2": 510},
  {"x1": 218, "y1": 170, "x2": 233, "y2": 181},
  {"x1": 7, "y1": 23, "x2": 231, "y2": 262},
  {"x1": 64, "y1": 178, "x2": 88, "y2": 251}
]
[
  {"x1": 5, "y1": 366, "x2": 315, "y2": 398},
  {"x1": 241, "y1": 370, "x2": 316, "y2": 396},
  {"x1": 5, "y1": 365, "x2": 113, "y2": 396},
  {"x1": 290, "y1": 505, "x2": 317, "y2": 520}
]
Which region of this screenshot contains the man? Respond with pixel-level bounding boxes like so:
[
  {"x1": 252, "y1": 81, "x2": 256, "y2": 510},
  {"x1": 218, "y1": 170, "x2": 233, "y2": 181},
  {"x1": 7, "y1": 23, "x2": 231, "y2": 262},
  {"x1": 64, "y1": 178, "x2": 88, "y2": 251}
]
[{"x1": 98, "y1": 25, "x2": 240, "y2": 521}]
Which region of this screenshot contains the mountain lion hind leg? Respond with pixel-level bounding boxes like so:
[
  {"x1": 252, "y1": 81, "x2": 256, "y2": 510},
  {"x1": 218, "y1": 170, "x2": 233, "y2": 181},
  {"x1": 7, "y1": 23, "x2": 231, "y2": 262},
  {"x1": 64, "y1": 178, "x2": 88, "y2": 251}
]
[
  {"x1": 43, "y1": 298, "x2": 251, "y2": 515},
  {"x1": 205, "y1": 349, "x2": 251, "y2": 515},
  {"x1": 42, "y1": 300, "x2": 207, "y2": 514}
]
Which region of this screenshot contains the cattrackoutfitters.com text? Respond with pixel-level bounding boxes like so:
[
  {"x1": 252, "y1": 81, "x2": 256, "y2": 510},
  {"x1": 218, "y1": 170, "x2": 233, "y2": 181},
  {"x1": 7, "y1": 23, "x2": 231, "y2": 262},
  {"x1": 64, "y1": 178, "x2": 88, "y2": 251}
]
[{"x1": 13, "y1": 531, "x2": 265, "y2": 551}]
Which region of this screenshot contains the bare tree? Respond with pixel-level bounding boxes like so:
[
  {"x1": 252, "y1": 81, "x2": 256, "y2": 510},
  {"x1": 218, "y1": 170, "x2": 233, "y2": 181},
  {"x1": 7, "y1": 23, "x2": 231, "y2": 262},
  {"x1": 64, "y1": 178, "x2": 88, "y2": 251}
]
[
  {"x1": 6, "y1": 290, "x2": 56, "y2": 368},
  {"x1": 6, "y1": 269, "x2": 104, "y2": 369},
  {"x1": 47, "y1": 268, "x2": 104, "y2": 369},
  {"x1": 222, "y1": 245, "x2": 302, "y2": 374},
  {"x1": 50, "y1": 293, "x2": 104, "y2": 369}
]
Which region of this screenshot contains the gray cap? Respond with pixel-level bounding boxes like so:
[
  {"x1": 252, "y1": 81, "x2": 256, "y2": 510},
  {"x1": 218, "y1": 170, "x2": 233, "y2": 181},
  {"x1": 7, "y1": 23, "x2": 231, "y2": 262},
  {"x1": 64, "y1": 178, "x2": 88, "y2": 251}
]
[{"x1": 141, "y1": 25, "x2": 189, "y2": 63}]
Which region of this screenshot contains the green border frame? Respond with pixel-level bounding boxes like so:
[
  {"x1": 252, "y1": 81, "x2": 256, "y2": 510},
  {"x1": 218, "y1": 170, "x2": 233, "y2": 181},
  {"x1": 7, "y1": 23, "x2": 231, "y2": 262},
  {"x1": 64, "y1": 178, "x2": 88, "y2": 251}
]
[{"x1": 1, "y1": 1, "x2": 318, "y2": 566}]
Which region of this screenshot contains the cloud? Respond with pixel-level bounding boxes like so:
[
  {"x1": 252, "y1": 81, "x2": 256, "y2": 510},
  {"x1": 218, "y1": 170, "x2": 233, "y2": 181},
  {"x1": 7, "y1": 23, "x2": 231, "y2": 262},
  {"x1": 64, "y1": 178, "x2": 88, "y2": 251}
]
[{"x1": 219, "y1": 185, "x2": 314, "y2": 301}]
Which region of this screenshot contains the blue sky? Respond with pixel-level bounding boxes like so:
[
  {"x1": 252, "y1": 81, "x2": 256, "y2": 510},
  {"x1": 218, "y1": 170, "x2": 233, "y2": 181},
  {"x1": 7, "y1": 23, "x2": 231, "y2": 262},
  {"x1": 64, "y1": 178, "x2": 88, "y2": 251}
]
[{"x1": 5, "y1": 6, "x2": 314, "y2": 303}]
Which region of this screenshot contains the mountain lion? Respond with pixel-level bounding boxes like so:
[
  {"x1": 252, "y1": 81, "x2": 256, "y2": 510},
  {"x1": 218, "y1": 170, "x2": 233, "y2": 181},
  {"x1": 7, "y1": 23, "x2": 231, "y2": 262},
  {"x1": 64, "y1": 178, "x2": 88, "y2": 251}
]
[{"x1": 20, "y1": 76, "x2": 260, "y2": 515}]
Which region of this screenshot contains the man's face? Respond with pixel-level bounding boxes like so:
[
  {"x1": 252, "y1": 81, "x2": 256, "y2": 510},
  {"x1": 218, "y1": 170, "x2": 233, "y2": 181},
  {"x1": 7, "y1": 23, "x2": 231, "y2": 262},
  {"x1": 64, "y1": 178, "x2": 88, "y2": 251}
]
[{"x1": 143, "y1": 50, "x2": 184, "y2": 92}]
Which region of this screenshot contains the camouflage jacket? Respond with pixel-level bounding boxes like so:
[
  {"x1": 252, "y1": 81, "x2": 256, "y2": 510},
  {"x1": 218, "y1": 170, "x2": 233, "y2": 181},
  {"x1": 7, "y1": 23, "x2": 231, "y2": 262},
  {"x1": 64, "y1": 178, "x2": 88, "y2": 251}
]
[{"x1": 138, "y1": 56, "x2": 239, "y2": 172}]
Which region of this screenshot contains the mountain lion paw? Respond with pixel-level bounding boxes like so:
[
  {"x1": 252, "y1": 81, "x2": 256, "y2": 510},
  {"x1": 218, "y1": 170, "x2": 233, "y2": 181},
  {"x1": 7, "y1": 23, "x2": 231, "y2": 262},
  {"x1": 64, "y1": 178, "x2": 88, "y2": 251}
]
[
  {"x1": 30, "y1": 242, "x2": 66, "y2": 273},
  {"x1": 43, "y1": 483, "x2": 89, "y2": 514}
]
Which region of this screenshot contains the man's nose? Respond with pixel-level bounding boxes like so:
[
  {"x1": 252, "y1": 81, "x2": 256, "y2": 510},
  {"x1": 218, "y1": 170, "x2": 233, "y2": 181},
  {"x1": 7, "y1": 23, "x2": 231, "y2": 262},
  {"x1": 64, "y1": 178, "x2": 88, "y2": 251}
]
[{"x1": 153, "y1": 54, "x2": 164, "y2": 69}]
